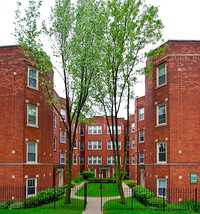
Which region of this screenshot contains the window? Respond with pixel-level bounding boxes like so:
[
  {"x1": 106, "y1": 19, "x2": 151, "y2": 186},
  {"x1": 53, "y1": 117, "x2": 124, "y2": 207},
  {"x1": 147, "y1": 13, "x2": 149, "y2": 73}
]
[
  {"x1": 80, "y1": 127, "x2": 84, "y2": 136},
  {"x1": 27, "y1": 142, "x2": 37, "y2": 163},
  {"x1": 132, "y1": 155, "x2": 135, "y2": 164},
  {"x1": 107, "y1": 126, "x2": 121, "y2": 134},
  {"x1": 157, "y1": 103, "x2": 167, "y2": 125},
  {"x1": 60, "y1": 109, "x2": 66, "y2": 121},
  {"x1": 27, "y1": 105, "x2": 38, "y2": 127},
  {"x1": 127, "y1": 142, "x2": 129, "y2": 150},
  {"x1": 139, "y1": 108, "x2": 144, "y2": 120},
  {"x1": 26, "y1": 178, "x2": 37, "y2": 197},
  {"x1": 54, "y1": 137, "x2": 57, "y2": 152},
  {"x1": 60, "y1": 131, "x2": 66, "y2": 143},
  {"x1": 139, "y1": 152, "x2": 144, "y2": 164},
  {"x1": 73, "y1": 155, "x2": 77, "y2": 164},
  {"x1": 73, "y1": 140, "x2": 77, "y2": 149},
  {"x1": 54, "y1": 114, "x2": 57, "y2": 128},
  {"x1": 88, "y1": 126, "x2": 102, "y2": 134},
  {"x1": 60, "y1": 152, "x2": 66, "y2": 164},
  {"x1": 157, "y1": 64, "x2": 166, "y2": 87},
  {"x1": 88, "y1": 156, "x2": 102, "y2": 164},
  {"x1": 132, "y1": 123, "x2": 135, "y2": 132},
  {"x1": 139, "y1": 130, "x2": 144, "y2": 142},
  {"x1": 28, "y1": 67, "x2": 38, "y2": 89},
  {"x1": 132, "y1": 140, "x2": 135, "y2": 149},
  {"x1": 88, "y1": 141, "x2": 102, "y2": 150},
  {"x1": 126, "y1": 156, "x2": 130, "y2": 164},
  {"x1": 80, "y1": 142, "x2": 84, "y2": 150},
  {"x1": 157, "y1": 142, "x2": 166, "y2": 163},
  {"x1": 157, "y1": 179, "x2": 167, "y2": 197},
  {"x1": 107, "y1": 156, "x2": 121, "y2": 165},
  {"x1": 80, "y1": 156, "x2": 84, "y2": 165},
  {"x1": 107, "y1": 141, "x2": 121, "y2": 150}
]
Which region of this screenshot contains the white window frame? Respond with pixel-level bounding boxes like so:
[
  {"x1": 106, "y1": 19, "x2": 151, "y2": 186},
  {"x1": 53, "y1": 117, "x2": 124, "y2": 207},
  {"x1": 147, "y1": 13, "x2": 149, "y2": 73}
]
[
  {"x1": 132, "y1": 155, "x2": 135, "y2": 164},
  {"x1": 60, "y1": 131, "x2": 66, "y2": 143},
  {"x1": 60, "y1": 109, "x2": 66, "y2": 121},
  {"x1": 126, "y1": 156, "x2": 130, "y2": 165},
  {"x1": 54, "y1": 114, "x2": 57, "y2": 128},
  {"x1": 157, "y1": 103, "x2": 167, "y2": 126},
  {"x1": 157, "y1": 178, "x2": 167, "y2": 198},
  {"x1": 139, "y1": 108, "x2": 144, "y2": 120},
  {"x1": 88, "y1": 156, "x2": 102, "y2": 165},
  {"x1": 60, "y1": 152, "x2": 66, "y2": 164},
  {"x1": 157, "y1": 142, "x2": 167, "y2": 163},
  {"x1": 88, "y1": 126, "x2": 102, "y2": 134},
  {"x1": 73, "y1": 140, "x2": 77, "y2": 149},
  {"x1": 132, "y1": 139, "x2": 135, "y2": 149},
  {"x1": 107, "y1": 156, "x2": 121, "y2": 165},
  {"x1": 73, "y1": 155, "x2": 77, "y2": 165},
  {"x1": 107, "y1": 126, "x2": 121, "y2": 134},
  {"x1": 28, "y1": 67, "x2": 38, "y2": 90},
  {"x1": 80, "y1": 142, "x2": 84, "y2": 150},
  {"x1": 139, "y1": 152, "x2": 144, "y2": 164},
  {"x1": 107, "y1": 141, "x2": 121, "y2": 150},
  {"x1": 139, "y1": 130, "x2": 144, "y2": 143},
  {"x1": 157, "y1": 63, "x2": 167, "y2": 87},
  {"x1": 80, "y1": 127, "x2": 84, "y2": 136},
  {"x1": 80, "y1": 156, "x2": 84, "y2": 165},
  {"x1": 26, "y1": 178, "x2": 37, "y2": 198},
  {"x1": 53, "y1": 137, "x2": 57, "y2": 152},
  {"x1": 27, "y1": 142, "x2": 37, "y2": 163},
  {"x1": 88, "y1": 141, "x2": 102, "y2": 150},
  {"x1": 27, "y1": 104, "x2": 38, "y2": 127},
  {"x1": 132, "y1": 123, "x2": 135, "y2": 132}
]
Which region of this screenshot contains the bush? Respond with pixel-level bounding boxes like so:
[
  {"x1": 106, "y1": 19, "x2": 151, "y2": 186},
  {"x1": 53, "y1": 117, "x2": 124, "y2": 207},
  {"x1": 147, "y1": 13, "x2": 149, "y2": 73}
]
[
  {"x1": 127, "y1": 180, "x2": 135, "y2": 187},
  {"x1": 81, "y1": 171, "x2": 95, "y2": 180},
  {"x1": 9, "y1": 202, "x2": 23, "y2": 209},
  {"x1": 0, "y1": 201, "x2": 14, "y2": 209},
  {"x1": 133, "y1": 185, "x2": 154, "y2": 205},
  {"x1": 147, "y1": 197, "x2": 167, "y2": 208},
  {"x1": 71, "y1": 181, "x2": 77, "y2": 188},
  {"x1": 88, "y1": 178, "x2": 116, "y2": 183},
  {"x1": 73, "y1": 174, "x2": 83, "y2": 183},
  {"x1": 114, "y1": 171, "x2": 127, "y2": 179},
  {"x1": 23, "y1": 197, "x2": 40, "y2": 208}
]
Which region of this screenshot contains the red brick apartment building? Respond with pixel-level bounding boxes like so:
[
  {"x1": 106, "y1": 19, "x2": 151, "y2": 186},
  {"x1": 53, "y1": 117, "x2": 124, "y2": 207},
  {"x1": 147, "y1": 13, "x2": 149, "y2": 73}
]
[{"x1": 0, "y1": 41, "x2": 199, "y2": 198}]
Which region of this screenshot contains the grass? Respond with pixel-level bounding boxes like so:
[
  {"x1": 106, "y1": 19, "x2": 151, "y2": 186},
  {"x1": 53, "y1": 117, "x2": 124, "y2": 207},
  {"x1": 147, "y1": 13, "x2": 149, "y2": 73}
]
[
  {"x1": 104, "y1": 197, "x2": 145, "y2": 210},
  {"x1": 0, "y1": 209, "x2": 83, "y2": 214},
  {"x1": 75, "y1": 183, "x2": 120, "y2": 197},
  {"x1": 103, "y1": 210, "x2": 197, "y2": 214}
]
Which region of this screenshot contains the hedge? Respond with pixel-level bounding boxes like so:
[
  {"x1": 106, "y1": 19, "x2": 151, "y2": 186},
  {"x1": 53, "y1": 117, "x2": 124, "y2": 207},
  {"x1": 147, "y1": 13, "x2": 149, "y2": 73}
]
[
  {"x1": 87, "y1": 178, "x2": 116, "y2": 183},
  {"x1": 133, "y1": 185, "x2": 154, "y2": 205}
]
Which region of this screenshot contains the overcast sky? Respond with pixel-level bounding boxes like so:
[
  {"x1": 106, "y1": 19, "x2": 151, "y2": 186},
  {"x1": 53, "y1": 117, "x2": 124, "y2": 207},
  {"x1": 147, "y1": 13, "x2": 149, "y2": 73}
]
[{"x1": 1, "y1": 0, "x2": 200, "y2": 115}]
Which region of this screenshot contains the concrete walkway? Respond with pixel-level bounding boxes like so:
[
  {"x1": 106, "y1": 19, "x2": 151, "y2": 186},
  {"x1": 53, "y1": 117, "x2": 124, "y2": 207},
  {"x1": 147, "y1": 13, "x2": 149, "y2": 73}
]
[{"x1": 71, "y1": 182, "x2": 130, "y2": 214}]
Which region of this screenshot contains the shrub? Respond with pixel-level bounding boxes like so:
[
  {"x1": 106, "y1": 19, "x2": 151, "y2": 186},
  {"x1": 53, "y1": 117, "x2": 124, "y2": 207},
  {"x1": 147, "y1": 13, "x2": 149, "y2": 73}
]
[
  {"x1": 0, "y1": 201, "x2": 14, "y2": 209},
  {"x1": 114, "y1": 171, "x2": 127, "y2": 179},
  {"x1": 81, "y1": 171, "x2": 95, "y2": 180},
  {"x1": 147, "y1": 197, "x2": 167, "y2": 208},
  {"x1": 23, "y1": 197, "x2": 40, "y2": 208},
  {"x1": 127, "y1": 180, "x2": 135, "y2": 187},
  {"x1": 71, "y1": 181, "x2": 77, "y2": 188},
  {"x1": 73, "y1": 174, "x2": 83, "y2": 183},
  {"x1": 88, "y1": 178, "x2": 116, "y2": 183},
  {"x1": 9, "y1": 202, "x2": 23, "y2": 209},
  {"x1": 133, "y1": 185, "x2": 154, "y2": 205}
]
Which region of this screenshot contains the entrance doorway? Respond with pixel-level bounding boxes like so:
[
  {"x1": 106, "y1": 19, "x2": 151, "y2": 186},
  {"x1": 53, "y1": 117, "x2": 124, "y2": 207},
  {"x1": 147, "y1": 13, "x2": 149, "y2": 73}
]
[
  {"x1": 58, "y1": 169, "x2": 64, "y2": 187},
  {"x1": 140, "y1": 169, "x2": 145, "y2": 187}
]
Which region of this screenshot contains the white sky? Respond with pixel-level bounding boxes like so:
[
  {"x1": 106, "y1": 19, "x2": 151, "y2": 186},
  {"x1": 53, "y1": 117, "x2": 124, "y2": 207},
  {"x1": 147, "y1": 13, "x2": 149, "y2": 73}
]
[{"x1": 1, "y1": 0, "x2": 200, "y2": 115}]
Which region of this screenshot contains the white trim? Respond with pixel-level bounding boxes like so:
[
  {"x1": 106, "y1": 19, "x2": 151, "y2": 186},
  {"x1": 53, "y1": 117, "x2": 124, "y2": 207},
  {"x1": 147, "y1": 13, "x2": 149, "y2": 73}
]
[
  {"x1": 60, "y1": 131, "x2": 66, "y2": 143},
  {"x1": 53, "y1": 137, "x2": 57, "y2": 152},
  {"x1": 27, "y1": 104, "x2": 38, "y2": 127},
  {"x1": 88, "y1": 141, "x2": 102, "y2": 150},
  {"x1": 27, "y1": 67, "x2": 38, "y2": 90},
  {"x1": 27, "y1": 142, "x2": 38, "y2": 164},
  {"x1": 157, "y1": 103, "x2": 167, "y2": 126},
  {"x1": 60, "y1": 109, "x2": 66, "y2": 121},
  {"x1": 60, "y1": 152, "x2": 66, "y2": 164},
  {"x1": 157, "y1": 142, "x2": 167, "y2": 163},
  {"x1": 88, "y1": 126, "x2": 102, "y2": 134},
  {"x1": 26, "y1": 178, "x2": 37, "y2": 198},
  {"x1": 139, "y1": 152, "x2": 144, "y2": 164},
  {"x1": 156, "y1": 63, "x2": 167, "y2": 87},
  {"x1": 157, "y1": 178, "x2": 167, "y2": 198},
  {"x1": 80, "y1": 142, "x2": 84, "y2": 150},
  {"x1": 107, "y1": 141, "x2": 121, "y2": 150},
  {"x1": 88, "y1": 156, "x2": 102, "y2": 165},
  {"x1": 139, "y1": 130, "x2": 144, "y2": 143},
  {"x1": 139, "y1": 108, "x2": 144, "y2": 121}
]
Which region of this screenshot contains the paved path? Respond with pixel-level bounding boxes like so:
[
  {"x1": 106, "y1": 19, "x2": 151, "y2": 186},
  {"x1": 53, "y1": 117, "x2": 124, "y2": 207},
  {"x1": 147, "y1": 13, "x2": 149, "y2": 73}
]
[{"x1": 71, "y1": 182, "x2": 130, "y2": 214}]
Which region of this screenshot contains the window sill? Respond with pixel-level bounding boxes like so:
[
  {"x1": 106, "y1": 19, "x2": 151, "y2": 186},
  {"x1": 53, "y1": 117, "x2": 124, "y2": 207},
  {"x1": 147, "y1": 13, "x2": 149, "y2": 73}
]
[
  {"x1": 27, "y1": 85, "x2": 39, "y2": 91},
  {"x1": 156, "y1": 83, "x2": 167, "y2": 89},
  {"x1": 26, "y1": 162, "x2": 37, "y2": 164},
  {"x1": 26, "y1": 124, "x2": 39, "y2": 128},
  {"x1": 156, "y1": 123, "x2": 167, "y2": 128},
  {"x1": 156, "y1": 162, "x2": 167, "y2": 165},
  {"x1": 88, "y1": 149, "x2": 102, "y2": 151},
  {"x1": 139, "y1": 141, "x2": 144, "y2": 144},
  {"x1": 60, "y1": 142, "x2": 66, "y2": 144}
]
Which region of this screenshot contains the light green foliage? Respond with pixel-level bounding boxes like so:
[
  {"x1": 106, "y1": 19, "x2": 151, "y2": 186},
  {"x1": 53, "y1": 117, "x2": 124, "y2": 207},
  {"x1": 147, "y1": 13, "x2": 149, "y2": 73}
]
[
  {"x1": 133, "y1": 185, "x2": 154, "y2": 205},
  {"x1": 127, "y1": 180, "x2": 136, "y2": 187}
]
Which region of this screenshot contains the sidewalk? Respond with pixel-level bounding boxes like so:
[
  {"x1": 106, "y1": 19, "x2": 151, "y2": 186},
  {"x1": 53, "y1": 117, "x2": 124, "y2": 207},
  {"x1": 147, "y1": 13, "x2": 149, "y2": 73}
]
[{"x1": 71, "y1": 182, "x2": 130, "y2": 214}]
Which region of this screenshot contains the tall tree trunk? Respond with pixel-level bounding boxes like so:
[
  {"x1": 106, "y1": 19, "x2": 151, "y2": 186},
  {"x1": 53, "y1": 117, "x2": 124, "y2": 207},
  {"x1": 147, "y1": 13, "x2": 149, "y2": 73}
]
[
  {"x1": 116, "y1": 167, "x2": 125, "y2": 204},
  {"x1": 65, "y1": 156, "x2": 72, "y2": 204}
]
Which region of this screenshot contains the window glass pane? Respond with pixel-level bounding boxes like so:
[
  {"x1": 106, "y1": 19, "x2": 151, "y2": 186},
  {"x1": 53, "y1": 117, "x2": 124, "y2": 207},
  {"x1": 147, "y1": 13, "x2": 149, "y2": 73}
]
[
  {"x1": 98, "y1": 126, "x2": 102, "y2": 134},
  {"x1": 88, "y1": 142, "x2": 92, "y2": 149},
  {"x1": 132, "y1": 140, "x2": 135, "y2": 148},
  {"x1": 132, "y1": 123, "x2": 135, "y2": 132},
  {"x1": 159, "y1": 105, "x2": 166, "y2": 124},
  {"x1": 93, "y1": 126, "x2": 97, "y2": 134},
  {"x1": 108, "y1": 141, "x2": 111, "y2": 149},
  {"x1": 28, "y1": 106, "x2": 36, "y2": 125},
  {"x1": 98, "y1": 141, "x2": 101, "y2": 149},
  {"x1": 158, "y1": 65, "x2": 166, "y2": 85},
  {"x1": 93, "y1": 141, "x2": 97, "y2": 149},
  {"x1": 29, "y1": 69, "x2": 37, "y2": 88}
]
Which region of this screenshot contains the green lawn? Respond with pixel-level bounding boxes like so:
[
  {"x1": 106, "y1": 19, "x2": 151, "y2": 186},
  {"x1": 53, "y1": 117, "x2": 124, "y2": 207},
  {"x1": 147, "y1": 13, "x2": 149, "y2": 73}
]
[
  {"x1": 103, "y1": 210, "x2": 197, "y2": 214},
  {"x1": 75, "y1": 183, "x2": 120, "y2": 197},
  {"x1": 0, "y1": 209, "x2": 83, "y2": 214}
]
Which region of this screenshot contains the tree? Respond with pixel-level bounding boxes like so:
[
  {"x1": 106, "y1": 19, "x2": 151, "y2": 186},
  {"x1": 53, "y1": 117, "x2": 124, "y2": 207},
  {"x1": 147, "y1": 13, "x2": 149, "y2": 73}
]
[
  {"x1": 14, "y1": 0, "x2": 108, "y2": 203},
  {"x1": 93, "y1": 0, "x2": 167, "y2": 204}
]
